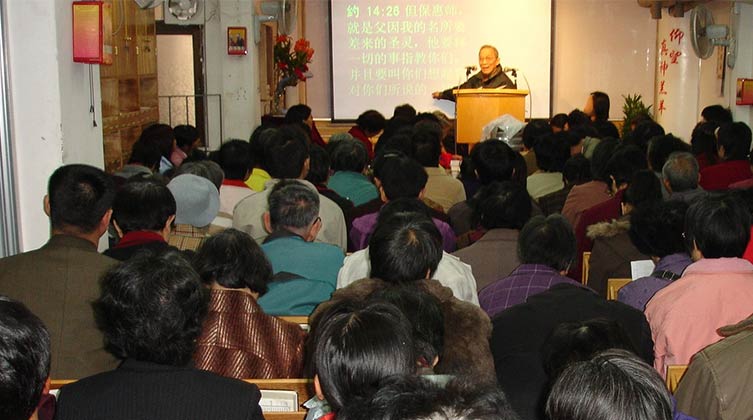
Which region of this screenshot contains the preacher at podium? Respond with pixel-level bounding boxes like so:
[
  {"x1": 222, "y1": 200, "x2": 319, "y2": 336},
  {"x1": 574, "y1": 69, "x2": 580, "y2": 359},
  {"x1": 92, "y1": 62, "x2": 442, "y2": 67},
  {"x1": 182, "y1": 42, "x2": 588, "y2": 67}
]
[{"x1": 432, "y1": 45, "x2": 517, "y2": 102}]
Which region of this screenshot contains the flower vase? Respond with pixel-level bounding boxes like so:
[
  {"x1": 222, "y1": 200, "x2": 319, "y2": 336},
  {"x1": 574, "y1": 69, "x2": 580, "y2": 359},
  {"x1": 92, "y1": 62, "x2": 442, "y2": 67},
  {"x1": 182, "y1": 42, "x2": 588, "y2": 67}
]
[{"x1": 271, "y1": 91, "x2": 285, "y2": 115}]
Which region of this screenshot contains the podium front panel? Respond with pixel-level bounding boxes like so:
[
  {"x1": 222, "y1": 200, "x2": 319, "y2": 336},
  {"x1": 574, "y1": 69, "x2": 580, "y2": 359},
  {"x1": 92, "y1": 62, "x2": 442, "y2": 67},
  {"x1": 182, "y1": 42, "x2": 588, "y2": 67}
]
[{"x1": 453, "y1": 89, "x2": 528, "y2": 145}]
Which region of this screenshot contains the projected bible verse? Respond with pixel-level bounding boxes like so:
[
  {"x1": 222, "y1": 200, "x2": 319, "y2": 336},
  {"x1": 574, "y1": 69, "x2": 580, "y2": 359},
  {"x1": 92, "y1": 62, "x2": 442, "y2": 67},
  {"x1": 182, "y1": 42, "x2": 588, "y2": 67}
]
[
  {"x1": 343, "y1": 3, "x2": 466, "y2": 98},
  {"x1": 330, "y1": 0, "x2": 551, "y2": 120}
]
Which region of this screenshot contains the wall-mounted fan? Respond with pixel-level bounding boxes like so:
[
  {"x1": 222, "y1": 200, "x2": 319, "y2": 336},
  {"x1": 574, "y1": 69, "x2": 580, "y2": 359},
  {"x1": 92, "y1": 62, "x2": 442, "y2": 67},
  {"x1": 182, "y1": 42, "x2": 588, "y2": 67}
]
[
  {"x1": 254, "y1": 0, "x2": 298, "y2": 43},
  {"x1": 164, "y1": 0, "x2": 205, "y2": 25},
  {"x1": 134, "y1": 0, "x2": 162, "y2": 8},
  {"x1": 689, "y1": 4, "x2": 737, "y2": 68}
]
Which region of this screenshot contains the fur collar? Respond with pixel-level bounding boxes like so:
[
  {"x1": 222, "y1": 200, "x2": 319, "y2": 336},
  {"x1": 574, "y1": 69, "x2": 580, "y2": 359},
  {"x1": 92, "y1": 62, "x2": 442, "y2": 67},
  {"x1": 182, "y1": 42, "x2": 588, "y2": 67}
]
[{"x1": 586, "y1": 216, "x2": 630, "y2": 240}]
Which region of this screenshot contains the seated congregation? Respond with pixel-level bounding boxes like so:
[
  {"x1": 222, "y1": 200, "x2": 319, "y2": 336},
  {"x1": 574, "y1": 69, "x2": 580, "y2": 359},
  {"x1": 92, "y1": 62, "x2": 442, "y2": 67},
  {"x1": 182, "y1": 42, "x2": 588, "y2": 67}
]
[{"x1": 3, "y1": 98, "x2": 753, "y2": 420}]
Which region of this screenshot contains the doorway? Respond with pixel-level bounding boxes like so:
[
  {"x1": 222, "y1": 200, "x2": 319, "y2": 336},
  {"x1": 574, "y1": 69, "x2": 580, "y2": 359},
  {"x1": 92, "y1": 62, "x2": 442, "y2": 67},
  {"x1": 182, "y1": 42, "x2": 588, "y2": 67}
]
[{"x1": 156, "y1": 23, "x2": 206, "y2": 148}]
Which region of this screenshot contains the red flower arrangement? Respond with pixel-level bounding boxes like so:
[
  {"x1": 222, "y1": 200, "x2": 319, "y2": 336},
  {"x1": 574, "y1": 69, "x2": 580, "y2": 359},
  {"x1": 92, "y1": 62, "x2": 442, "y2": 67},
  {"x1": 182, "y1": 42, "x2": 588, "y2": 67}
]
[{"x1": 273, "y1": 35, "x2": 314, "y2": 96}]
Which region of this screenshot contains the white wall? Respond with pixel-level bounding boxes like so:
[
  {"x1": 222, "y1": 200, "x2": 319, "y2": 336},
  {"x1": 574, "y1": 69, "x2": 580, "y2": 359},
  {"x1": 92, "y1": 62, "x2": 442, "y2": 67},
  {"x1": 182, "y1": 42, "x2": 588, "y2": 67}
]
[
  {"x1": 6, "y1": 0, "x2": 105, "y2": 251},
  {"x1": 553, "y1": 0, "x2": 657, "y2": 120},
  {"x1": 655, "y1": 2, "x2": 753, "y2": 141},
  {"x1": 203, "y1": 0, "x2": 260, "y2": 148}
]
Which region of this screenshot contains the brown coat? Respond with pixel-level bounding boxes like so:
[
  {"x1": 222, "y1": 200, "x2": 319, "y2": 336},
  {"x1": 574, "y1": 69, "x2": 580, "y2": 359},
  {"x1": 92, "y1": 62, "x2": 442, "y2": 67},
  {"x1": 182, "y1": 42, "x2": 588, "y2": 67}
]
[
  {"x1": 0, "y1": 235, "x2": 119, "y2": 378},
  {"x1": 194, "y1": 289, "x2": 305, "y2": 379},
  {"x1": 586, "y1": 217, "x2": 649, "y2": 297},
  {"x1": 311, "y1": 278, "x2": 496, "y2": 384},
  {"x1": 452, "y1": 228, "x2": 520, "y2": 292},
  {"x1": 676, "y1": 314, "x2": 753, "y2": 420}
]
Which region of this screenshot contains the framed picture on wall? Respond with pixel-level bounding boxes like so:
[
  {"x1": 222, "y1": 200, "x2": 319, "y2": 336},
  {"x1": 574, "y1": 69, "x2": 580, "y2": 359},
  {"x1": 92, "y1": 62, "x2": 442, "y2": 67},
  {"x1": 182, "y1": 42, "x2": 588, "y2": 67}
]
[{"x1": 227, "y1": 27, "x2": 247, "y2": 55}]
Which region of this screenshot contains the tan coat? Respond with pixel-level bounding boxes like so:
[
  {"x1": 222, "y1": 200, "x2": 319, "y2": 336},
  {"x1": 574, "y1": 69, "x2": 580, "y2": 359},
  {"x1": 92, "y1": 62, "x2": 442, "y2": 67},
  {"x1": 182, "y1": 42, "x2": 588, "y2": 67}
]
[
  {"x1": 676, "y1": 314, "x2": 753, "y2": 420},
  {"x1": 0, "y1": 235, "x2": 119, "y2": 378}
]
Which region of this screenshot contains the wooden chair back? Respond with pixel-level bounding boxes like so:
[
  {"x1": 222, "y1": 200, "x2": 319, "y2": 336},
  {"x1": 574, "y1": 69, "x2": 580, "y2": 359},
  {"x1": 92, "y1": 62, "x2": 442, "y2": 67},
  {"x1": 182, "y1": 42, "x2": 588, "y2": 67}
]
[
  {"x1": 665, "y1": 365, "x2": 688, "y2": 393},
  {"x1": 581, "y1": 252, "x2": 591, "y2": 285},
  {"x1": 606, "y1": 278, "x2": 632, "y2": 300},
  {"x1": 245, "y1": 378, "x2": 313, "y2": 420},
  {"x1": 50, "y1": 379, "x2": 75, "y2": 390},
  {"x1": 278, "y1": 316, "x2": 310, "y2": 332}
]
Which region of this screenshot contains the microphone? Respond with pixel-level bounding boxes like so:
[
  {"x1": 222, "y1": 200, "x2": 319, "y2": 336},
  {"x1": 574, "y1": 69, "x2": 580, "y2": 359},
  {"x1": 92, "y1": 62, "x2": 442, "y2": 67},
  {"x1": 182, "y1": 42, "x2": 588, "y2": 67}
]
[
  {"x1": 502, "y1": 66, "x2": 518, "y2": 77},
  {"x1": 464, "y1": 65, "x2": 477, "y2": 78}
]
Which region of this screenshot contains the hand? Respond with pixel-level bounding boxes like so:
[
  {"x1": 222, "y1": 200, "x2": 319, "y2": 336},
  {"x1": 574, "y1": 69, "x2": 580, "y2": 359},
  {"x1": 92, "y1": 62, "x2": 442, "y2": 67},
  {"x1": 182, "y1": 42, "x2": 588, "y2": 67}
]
[{"x1": 432, "y1": 91, "x2": 441, "y2": 99}]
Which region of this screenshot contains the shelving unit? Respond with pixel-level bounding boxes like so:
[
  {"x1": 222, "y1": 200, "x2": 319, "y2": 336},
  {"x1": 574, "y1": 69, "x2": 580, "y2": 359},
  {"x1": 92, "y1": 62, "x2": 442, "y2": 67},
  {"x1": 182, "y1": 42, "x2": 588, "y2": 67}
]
[{"x1": 100, "y1": 0, "x2": 159, "y2": 173}]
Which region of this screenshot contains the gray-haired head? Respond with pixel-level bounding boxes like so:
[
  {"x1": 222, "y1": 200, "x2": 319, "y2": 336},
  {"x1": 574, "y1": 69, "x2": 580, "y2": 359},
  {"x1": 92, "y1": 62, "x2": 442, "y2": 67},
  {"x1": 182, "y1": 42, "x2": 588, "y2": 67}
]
[
  {"x1": 662, "y1": 151, "x2": 699, "y2": 193},
  {"x1": 267, "y1": 180, "x2": 320, "y2": 230},
  {"x1": 174, "y1": 160, "x2": 224, "y2": 190}
]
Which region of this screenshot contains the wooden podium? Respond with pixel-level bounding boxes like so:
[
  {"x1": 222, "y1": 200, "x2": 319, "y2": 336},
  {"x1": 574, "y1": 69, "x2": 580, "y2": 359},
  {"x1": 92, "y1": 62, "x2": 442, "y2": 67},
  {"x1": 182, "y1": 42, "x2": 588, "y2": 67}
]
[{"x1": 453, "y1": 89, "x2": 529, "y2": 145}]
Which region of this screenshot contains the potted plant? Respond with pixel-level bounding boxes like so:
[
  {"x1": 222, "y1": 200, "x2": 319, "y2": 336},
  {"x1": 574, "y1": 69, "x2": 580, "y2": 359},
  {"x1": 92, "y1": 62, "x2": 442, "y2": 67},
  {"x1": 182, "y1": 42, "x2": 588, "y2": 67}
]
[{"x1": 621, "y1": 94, "x2": 653, "y2": 138}]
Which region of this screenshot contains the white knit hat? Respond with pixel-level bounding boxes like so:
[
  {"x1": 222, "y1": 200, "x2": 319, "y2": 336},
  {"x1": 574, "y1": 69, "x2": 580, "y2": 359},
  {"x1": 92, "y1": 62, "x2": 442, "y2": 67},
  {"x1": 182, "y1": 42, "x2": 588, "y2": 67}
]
[{"x1": 167, "y1": 174, "x2": 220, "y2": 227}]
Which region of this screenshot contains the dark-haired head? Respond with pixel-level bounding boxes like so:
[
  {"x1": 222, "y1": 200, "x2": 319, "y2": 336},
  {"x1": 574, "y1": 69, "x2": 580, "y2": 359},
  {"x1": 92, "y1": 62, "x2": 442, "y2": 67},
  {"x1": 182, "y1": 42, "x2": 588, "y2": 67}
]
[
  {"x1": 534, "y1": 134, "x2": 570, "y2": 172},
  {"x1": 518, "y1": 215, "x2": 575, "y2": 271},
  {"x1": 375, "y1": 154, "x2": 427, "y2": 201},
  {"x1": 310, "y1": 300, "x2": 415, "y2": 412},
  {"x1": 625, "y1": 121, "x2": 665, "y2": 156},
  {"x1": 369, "y1": 211, "x2": 442, "y2": 283},
  {"x1": 629, "y1": 200, "x2": 688, "y2": 258},
  {"x1": 249, "y1": 124, "x2": 276, "y2": 169},
  {"x1": 546, "y1": 349, "x2": 672, "y2": 420},
  {"x1": 522, "y1": 119, "x2": 552, "y2": 151},
  {"x1": 93, "y1": 249, "x2": 210, "y2": 366},
  {"x1": 589, "y1": 138, "x2": 619, "y2": 181},
  {"x1": 690, "y1": 121, "x2": 719, "y2": 166},
  {"x1": 567, "y1": 109, "x2": 590, "y2": 129},
  {"x1": 368, "y1": 286, "x2": 443, "y2": 368},
  {"x1": 622, "y1": 170, "x2": 662, "y2": 211},
  {"x1": 331, "y1": 139, "x2": 368, "y2": 173},
  {"x1": 374, "y1": 127, "x2": 413, "y2": 157},
  {"x1": 112, "y1": 177, "x2": 176, "y2": 235},
  {"x1": 589, "y1": 91, "x2": 610, "y2": 122},
  {"x1": 173, "y1": 124, "x2": 200, "y2": 151},
  {"x1": 217, "y1": 139, "x2": 252, "y2": 180},
  {"x1": 647, "y1": 134, "x2": 691, "y2": 172},
  {"x1": 338, "y1": 375, "x2": 518, "y2": 420},
  {"x1": 356, "y1": 110, "x2": 387, "y2": 137},
  {"x1": 662, "y1": 152, "x2": 700, "y2": 193},
  {"x1": 471, "y1": 140, "x2": 517, "y2": 184},
  {"x1": 701, "y1": 104, "x2": 733, "y2": 124},
  {"x1": 193, "y1": 228, "x2": 272, "y2": 295},
  {"x1": 285, "y1": 104, "x2": 313, "y2": 126},
  {"x1": 550, "y1": 113, "x2": 569, "y2": 132},
  {"x1": 128, "y1": 139, "x2": 162, "y2": 171},
  {"x1": 47, "y1": 164, "x2": 115, "y2": 235},
  {"x1": 305, "y1": 144, "x2": 331, "y2": 185},
  {"x1": 543, "y1": 318, "x2": 637, "y2": 381},
  {"x1": 685, "y1": 194, "x2": 751, "y2": 260},
  {"x1": 0, "y1": 296, "x2": 51, "y2": 420},
  {"x1": 563, "y1": 154, "x2": 592, "y2": 185},
  {"x1": 139, "y1": 123, "x2": 175, "y2": 158},
  {"x1": 718, "y1": 121, "x2": 752, "y2": 161},
  {"x1": 411, "y1": 120, "x2": 443, "y2": 167},
  {"x1": 473, "y1": 181, "x2": 532, "y2": 230},
  {"x1": 393, "y1": 104, "x2": 417, "y2": 121},
  {"x1": 264, "y1": 126, "x2": 310, "y2": 179},
  {"x1": 603, "y1": 145, "x2": 648, "y2": 190}
]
